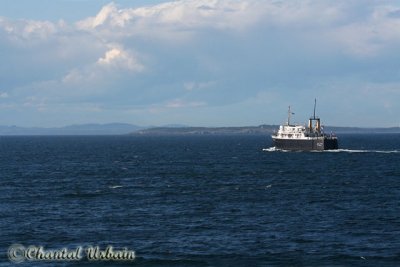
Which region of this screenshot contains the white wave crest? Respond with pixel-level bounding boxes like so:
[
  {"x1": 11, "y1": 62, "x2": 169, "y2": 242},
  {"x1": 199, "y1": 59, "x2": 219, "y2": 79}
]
[
  {"x1": 263, "y1": 146, "x2": 282, "y2": 152},
  {"x1": 324, "y1": 149, "x2": 400, "y2": 154},
  {"x1": 262, "y1": 147, "x2": 290, "y2": 152},
  {"x1": 109, "y1": 185, "x2": 123, "y2": 189},
  {"x1": 262, "y1": 147, "x2": 277, "y2": 152}
]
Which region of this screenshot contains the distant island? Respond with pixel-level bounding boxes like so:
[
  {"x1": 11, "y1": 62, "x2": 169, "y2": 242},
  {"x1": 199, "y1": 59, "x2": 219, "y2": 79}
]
[
  {"x1": 133, "y1": 125, "x2": 400, "y2": 135},
  {"x1": 133, "y1": 125, "x2": 277, "y2": 135},
  {"x1": 0, "y1": 123, "x2": 399, "y2": 135}
]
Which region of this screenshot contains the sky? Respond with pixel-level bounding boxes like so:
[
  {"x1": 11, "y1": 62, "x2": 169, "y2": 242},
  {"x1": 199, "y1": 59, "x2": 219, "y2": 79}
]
[{"x1": 0, "y1": 0, "x2": 400, "y2": 127}]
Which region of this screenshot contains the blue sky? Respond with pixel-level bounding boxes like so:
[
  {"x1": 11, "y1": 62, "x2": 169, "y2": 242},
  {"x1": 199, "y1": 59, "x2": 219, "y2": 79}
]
[{"x1": 0, "y1": 0, "x2": 399, "y2": 127}]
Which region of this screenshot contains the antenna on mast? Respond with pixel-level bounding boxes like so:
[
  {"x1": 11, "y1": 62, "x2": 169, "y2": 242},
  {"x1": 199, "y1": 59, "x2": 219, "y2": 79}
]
[
  {"x1": 313, "y1": 98, "x2": 317, "y2": 119},
  {"x1": 287, "y1": 106, "x2": 295, "y2": 125}
]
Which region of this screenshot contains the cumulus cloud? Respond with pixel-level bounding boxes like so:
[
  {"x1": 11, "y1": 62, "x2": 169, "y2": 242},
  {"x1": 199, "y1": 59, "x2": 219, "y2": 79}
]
[
  {"x1": 72, "y1": 0, "x2": 400, "y2": 58},
  {"x1": 76, "y1": 0, "x2": 268, "y2": 42},
  {"x1": 77, "y1": 2, "x2": 127, "y2": 29},
  {"x1": 59, "y1": 44, "x2": 144, "y2": 95},
  {"x1": 97, "y1": 47, "x2": 144, "y2": 72},
  {"x1": 98, "y1": 48, "x2": 121, "y2": 64},
  {"x1": 0, "y1": 18, "x2": 57, "y2": 40}
]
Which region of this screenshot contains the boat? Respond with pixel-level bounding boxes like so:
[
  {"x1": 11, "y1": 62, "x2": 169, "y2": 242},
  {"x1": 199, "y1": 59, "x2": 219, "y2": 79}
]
[{"x1": 271, "y1": 99, "x2": 338, "y2": 151}]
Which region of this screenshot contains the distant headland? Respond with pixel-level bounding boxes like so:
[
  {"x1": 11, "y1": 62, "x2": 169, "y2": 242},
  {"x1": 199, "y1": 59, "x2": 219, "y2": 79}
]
[{"x1": 133, "y1": 125, "x2": 400, "y2": 135}]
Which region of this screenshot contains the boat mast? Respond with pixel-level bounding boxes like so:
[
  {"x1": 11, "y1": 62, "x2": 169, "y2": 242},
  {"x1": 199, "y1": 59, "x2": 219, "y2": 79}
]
[
  {"x1": 313, "y1": 98, "x2": 316, "y2": 119},
  {"x1": 309, "y1": 98, "x2": 321, "y2": 133},
  {"x1": 314, "y1": 98, "x2": 321, "y2": 133},
  {"x1": 287, "y1": 106, "x2": 291, "y2": 125}
]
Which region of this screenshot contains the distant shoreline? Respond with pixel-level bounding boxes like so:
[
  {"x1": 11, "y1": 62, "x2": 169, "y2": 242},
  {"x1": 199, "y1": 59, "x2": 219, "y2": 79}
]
[
  {"x1": 0, "y1": 124, "x2": 399, "y2": 135},
  {"x1": 133, "y1": 125, "x2": 400, "y2": 136}
]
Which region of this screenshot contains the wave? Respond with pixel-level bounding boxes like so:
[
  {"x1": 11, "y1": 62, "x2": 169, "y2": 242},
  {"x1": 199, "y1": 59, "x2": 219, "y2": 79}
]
[
  {"x1": 262, "y1": 147, "x2": 291, "y2": 152},
  {"x1": 262, "y1": 147, "x2": 278, "y2": 152},
  {"x1": 109, "y1": 185, "x2": 123, "y2": 189},
  {"x1": 262, "y1": 147, "x2": 400, "y2": 153},
  {"x1": 323, "y1": 149, "x2": 400, "y2": 154}
]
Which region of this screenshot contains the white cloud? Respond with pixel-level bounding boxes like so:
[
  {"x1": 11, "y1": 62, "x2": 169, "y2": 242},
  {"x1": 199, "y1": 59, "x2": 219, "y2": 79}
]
[
  {"x1": 78, "y1": 2, "x2": 130, "y2": 29},
  {"x1": 98, "y1": 48, "x2": 121, "y2": 64},
  {"x1": 76, "y1": 0, "x2": 269, "y2": 42},
  {"x1": 97, "y1": 46, "x2": 144, "y2": 72},
  {"x1": 22, "y1": 20, "x2": 57, "y2": 39},
  {"x1": 92, "y1": 3, "x2": 118, "y2": 28},
  {"x1": 59, "y1": 45, "x2": 144, "y2": 93},
  {"x1": 0, "y1": 18, "x2": 57, "y2": 42},
  {"x1": 73, "y1": 0, "x2": 400, "y2": 57}
]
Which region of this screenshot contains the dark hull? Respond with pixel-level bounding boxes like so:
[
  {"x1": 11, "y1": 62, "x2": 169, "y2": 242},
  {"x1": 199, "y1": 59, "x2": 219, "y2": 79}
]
[{"x1": 272, "y1": 137, "x2": 338, "y2": 151}]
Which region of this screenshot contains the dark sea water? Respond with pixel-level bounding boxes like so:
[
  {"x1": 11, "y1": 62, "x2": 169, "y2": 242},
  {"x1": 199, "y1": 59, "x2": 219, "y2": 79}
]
[{"x1": 0, "y1": 134, "x2": 399, "y2": 266}]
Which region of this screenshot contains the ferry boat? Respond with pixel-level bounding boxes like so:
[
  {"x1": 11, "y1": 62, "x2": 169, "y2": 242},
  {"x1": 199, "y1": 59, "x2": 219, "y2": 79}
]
[{"x1": 271, "y1": 100, "x2": 338, "y2": 151}]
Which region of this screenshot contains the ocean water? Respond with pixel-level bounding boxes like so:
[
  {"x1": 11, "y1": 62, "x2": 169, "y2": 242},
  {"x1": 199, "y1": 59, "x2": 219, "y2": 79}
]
[{"x1": 0, "y1": 134, "x2": 399, "y2": 266}]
